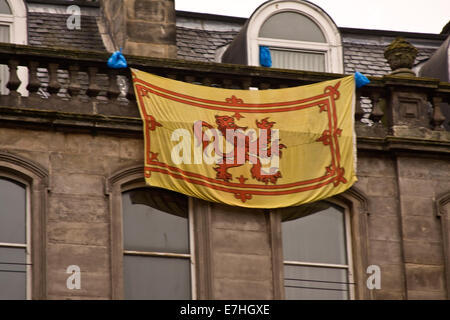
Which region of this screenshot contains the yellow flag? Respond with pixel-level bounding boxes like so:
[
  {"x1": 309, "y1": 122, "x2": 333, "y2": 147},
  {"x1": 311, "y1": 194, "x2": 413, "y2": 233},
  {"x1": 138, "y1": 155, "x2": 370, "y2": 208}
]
[{"x1": 132, "y1": 68, "x2": 357, "y2": 208}]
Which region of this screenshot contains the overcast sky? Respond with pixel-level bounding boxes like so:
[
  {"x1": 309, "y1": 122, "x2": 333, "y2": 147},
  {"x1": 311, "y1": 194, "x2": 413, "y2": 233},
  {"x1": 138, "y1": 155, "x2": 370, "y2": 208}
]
[{"x1": 175, "y1": 0, "x2": 450, "y2": 34}]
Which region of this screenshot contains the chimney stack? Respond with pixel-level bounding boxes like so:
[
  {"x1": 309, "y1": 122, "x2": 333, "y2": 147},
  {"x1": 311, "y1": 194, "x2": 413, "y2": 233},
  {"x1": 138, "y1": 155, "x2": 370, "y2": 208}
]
[{"x1": 100, "y1": 0, "x2": 177, "y2": 58}]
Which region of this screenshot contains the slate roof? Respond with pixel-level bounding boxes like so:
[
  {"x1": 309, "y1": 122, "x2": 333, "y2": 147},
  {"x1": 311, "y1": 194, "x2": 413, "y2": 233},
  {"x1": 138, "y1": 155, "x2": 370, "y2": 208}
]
[
  {"x1": 27, "y1": 12, "x2": 106, "y2": 51},
  {"x1": 25, "y1": 11, "x2": 443, "y2": 78},
  {"x1": 176, "y1": 27, "x2": 239, "y2": 62},
  {"x1": 342, "y1": 39, "x2": 439, "y2": 77}
]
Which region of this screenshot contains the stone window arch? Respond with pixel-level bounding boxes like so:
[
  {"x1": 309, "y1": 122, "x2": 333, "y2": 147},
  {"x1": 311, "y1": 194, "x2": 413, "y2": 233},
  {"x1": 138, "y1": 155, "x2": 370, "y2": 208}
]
[
  {"x1": 108, "y1": 166, "x2": 199, "y2": 300},
  {"x1": 270, "y1": 186, "x2": 371, "y2": 300},
  {"x1": 0, "y1": 152, "x2": 48, "y2": 300}
]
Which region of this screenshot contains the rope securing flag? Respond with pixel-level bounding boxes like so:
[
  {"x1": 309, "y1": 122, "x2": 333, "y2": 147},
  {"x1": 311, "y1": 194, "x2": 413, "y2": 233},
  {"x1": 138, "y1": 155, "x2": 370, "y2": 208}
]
[{"x1": 132, "y1": 68, "x2": 357, "y2": 208}]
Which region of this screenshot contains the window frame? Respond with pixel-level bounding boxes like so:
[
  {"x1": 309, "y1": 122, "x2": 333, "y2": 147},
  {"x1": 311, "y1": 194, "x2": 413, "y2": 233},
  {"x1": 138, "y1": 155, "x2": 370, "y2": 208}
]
[
  {"x1": 269, "y1": 187, "x2": 371, "y2": 300},
  {"x1": 0, "y1": 174, "x2": 31, "y2": 300},
  {"x1": 261, "y1": 44, "x2": 328, "y2": 72},
  {"x1": 0, "y1": 151, "x2": 48, "y2": 300},
  {"x1": 246, "y1": 0, "x2": 343, "y2": 73},
  {"x1": 109, "y1": 167, "x2": 370, "y2": 300},
  {"x1": 0, "y1": 0, "x2": 26, "y2": 45},
  {"x1": 121, "y1": 182, "x2": 196, "y2": 300},
  {"x1": 108, "y1": 166, "x2": 201, "y2": 300},
  {"x1": 280, "y1": 200, "x2": 355, "y2": 300}
]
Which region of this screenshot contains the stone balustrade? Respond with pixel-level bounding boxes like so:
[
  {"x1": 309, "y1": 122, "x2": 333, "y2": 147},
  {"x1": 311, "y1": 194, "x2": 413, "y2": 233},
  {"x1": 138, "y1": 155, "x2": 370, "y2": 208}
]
[{"x1": 0, "y1": 42, "x2": 449, "y2": 142}]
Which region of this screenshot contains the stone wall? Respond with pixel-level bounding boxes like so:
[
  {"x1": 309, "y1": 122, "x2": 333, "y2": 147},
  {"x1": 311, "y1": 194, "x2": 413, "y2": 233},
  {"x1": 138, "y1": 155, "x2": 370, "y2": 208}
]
[
  {"x1": 354, "y1": 151, "x2": 450, "y2": 299},
  {"x1": 1, "y1": 124, "x2": 449, "y2": 299}
]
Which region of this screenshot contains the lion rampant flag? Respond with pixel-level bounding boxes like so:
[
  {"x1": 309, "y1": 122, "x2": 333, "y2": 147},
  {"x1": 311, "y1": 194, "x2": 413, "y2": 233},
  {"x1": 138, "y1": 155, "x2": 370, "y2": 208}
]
[{"x1": 132, "y1": 68, "x2": 357, "y2": 209}]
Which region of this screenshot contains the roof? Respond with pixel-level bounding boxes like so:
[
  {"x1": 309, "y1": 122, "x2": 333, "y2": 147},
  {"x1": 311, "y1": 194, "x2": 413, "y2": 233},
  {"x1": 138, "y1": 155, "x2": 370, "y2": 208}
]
[
  {"x1": 27, "y1": 12, "x2": 105, "y2": 51},
  {"x1": 24, "y1": 8, "x2": 446, "y2": 77},
  {"x1": 177, "y1": 27, "x2": 239, "y2": 62},
  {"x1": 342, "y1": 39, "x2": 439, "y2": 77}
]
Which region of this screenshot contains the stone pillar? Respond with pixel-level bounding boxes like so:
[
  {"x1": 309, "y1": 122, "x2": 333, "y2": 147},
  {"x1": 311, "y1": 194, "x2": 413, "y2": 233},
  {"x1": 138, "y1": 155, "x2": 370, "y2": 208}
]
[
  {"x1": 100, "y1": 0, "x2": 177, "y2": 58},
  {"x1": 382, "y1": 38, "x2": 435, "y2": 135}
]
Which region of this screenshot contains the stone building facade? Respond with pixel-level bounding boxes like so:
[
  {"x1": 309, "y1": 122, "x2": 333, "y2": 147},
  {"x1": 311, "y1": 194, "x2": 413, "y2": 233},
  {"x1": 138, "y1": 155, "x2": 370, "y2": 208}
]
[{"x1": 0, "y1": 0, "x2": 449, "y2": 300}]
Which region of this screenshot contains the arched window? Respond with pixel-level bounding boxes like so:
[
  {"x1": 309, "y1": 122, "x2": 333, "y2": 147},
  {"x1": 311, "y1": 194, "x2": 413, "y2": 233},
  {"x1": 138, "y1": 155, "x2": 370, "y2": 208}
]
[
  {"x1": 281, "y1": 201, "x2": 354, "y2": 299},
  {"x1": 0, "y1": 177, "x2": 30, "y2": 300},
  {"x1": 247, "y1": 0, "x2": 343, "y2": 73},
  {"x1": 121, "y1": 186, "x2": 193, "y2": 300},
  {"x1": 0, "y1": 0, "x2": 12, "y2": 43},
  {"x1": 0, "y1": 0, "x2": 26, "y2": 44}
]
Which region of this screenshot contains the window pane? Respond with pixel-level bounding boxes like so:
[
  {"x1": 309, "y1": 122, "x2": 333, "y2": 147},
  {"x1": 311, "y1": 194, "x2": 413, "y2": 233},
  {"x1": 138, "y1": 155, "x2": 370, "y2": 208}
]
[
  {"x1": 0, "y1": 25, "x2": 9, "y2": 43},
  {"x1": 0, "y1": 178, "x2": 26, "y2": 244},
  {"x1": 122, "y1": 188, "x2": 189, "y2": 253},
  {"x1": 282, "y1": 204, "x2": 347, "y2": 265},
  {"x1": 270, "y1": 48, "x2": 325, "y2": 72},
  {"x1": 0, "y1": 0, "x2": 11, "y2": 15},
  {"x1": 284, "y1": 265, "x2": 349, "y2": 300},
  {"x1": 0, "y1": 247, "x2": 26, "y2": 300},
  {"x1": 259, "y1": 12, "x2": 326, "y2": 43},
  {"x1": 124, "y1": 255, "x2": 191, "y2": 300}
]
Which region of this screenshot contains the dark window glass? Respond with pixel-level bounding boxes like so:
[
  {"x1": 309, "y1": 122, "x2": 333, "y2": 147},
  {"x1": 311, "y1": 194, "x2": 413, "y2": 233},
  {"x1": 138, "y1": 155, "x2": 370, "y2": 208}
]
[
  {"x1": 124, "y1": 255, "x2": 191, "y2": 300},
  {"x1": 0, "y1": 177, "x2": 27, "y2": 300},
  {"x1": 259, "y1": 12, "x2": 326, "y2": 43},
  {"x1": 282, "y1": 203, "x2": 347, "y2": 265},
  {"x1": 282, "y1": 202, "x2": 350, "y2": 300},
  {"x1": 0, "y1": 247, "x2": 26, "y2": 300},
  {"x1": 284, "y1": 265, "x2": 348, "y2": 300},
  {"x1": 0, "y1": 178, "x2": 26, "y2": 244},
  {"x1": 122, "y1": 187, "x2": 190, "y2": 300},
  {"x1": 0, "y1": 0, "x2": 11, "y2": 15}
]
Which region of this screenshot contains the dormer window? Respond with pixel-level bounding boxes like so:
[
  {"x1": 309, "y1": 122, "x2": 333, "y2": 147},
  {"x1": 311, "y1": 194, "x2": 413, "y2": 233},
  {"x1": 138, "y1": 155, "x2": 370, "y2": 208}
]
[
  {"x1": 0, "y1": 0, "x2": 12, "y2": 43},
  {"x1": 0, "y1": 0, "x2": 26, "y2": 44},
  {"x1": 258, "y1": 11, "x2": 327, "y2": 71},
  {"x1": 222, "y1": 0, "x2": 343, "y2": 74}
]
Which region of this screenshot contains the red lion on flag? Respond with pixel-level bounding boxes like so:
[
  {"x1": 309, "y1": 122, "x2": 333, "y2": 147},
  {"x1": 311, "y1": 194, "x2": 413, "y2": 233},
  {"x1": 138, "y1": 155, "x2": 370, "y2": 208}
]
[{"x1": 194, "y1": 115, "x2": 286, "y2": 184}]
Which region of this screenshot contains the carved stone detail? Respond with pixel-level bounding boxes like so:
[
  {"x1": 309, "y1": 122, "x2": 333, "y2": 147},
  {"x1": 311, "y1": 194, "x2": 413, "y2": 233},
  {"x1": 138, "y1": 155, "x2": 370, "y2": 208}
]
[{"x1": 384, "y1": 37, "x2": 418, "y2": 77}]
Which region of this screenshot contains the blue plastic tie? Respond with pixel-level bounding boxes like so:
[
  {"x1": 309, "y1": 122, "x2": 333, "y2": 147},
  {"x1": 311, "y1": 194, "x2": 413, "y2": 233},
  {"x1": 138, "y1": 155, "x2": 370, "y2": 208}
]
[
  {"x1": 107, "y1": 48, "x2": 128, "y2": 69},
  {"x1": 260, "y1": 46, "x2": 272, "y2": 68},
  {"x1": 354, "y1": 71, "x2": 370, "y2": 88}
]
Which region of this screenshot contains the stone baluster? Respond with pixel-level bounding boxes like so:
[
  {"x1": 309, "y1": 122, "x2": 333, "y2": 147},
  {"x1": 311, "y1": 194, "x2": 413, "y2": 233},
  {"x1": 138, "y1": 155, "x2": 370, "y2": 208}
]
[
  {"x1": 355, "y1": 91, "x2": 364, "y2": 122},
  {"x1": 86, "y1": 66, "x2": 100, "y2": 99},
  {"x1": 26, "y1": 61, "x2": 41, "y2": 98},
  {"x1": 259, "y1": 82, "x2": 270, "y2": 90},
  {"x1": 431, "y1": 96, "x2": 446, "y2": 130},
  {"x1": 107, "y1": 69, "x2": 120, "y2": 101},
  {"x1": 202, "y1": 77, "x2": 212, "y2": 87},
  {"x1": 47, "y1": 63, "x2": 61, "y2": 97},
  {"x1": 369, "y1": 91, "x2": 385, "y2": 123},
  {"x1": 184, "y1": 75, "x2": 195, "y2": 83},
  {"x1": 126, "y1": 74, "x2": 136, "y2": 103},
  {"x1": 68, "y1": 65, "x2": 81, "y2": 100},
  {"x1": 222, "y1": 79, "x2": 233, "y2": 89},
  {"x1": 241, "y1": 78, "x2": 251, "y2": 90},
  {"x1": 6, "y1": 60, "x2": 21, "y2": 97}
]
